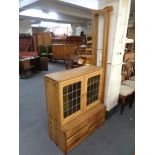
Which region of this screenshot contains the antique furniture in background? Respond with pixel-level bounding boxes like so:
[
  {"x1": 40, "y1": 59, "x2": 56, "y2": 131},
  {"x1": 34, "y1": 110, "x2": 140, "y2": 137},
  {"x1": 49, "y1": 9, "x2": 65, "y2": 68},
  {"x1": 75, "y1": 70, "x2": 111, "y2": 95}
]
[
  {"x1": 64, "y1": 47, "x2": 93, "y2": 70},
  {"x1": 33, "y1": 32, "x2": 52, "y2": 51},
  {"x1": 19, "y1": 56, "x2": 48, "y2": 78},
  {"x1": 19, "y1": 56, "x2": 41, "y2": 79},
  {"x1": 40, "y1": 57, "x2": 48, "y2": 71},
  {"x1": 45, "y1": 65, "x2": 106, "y2": 154},
  {"x1": 66, "y1": 36, "x2": 86, "y2": 45},
  {"x1": 52, "y1": 38, "x2": 66, "y2": 44},
  {"x1": 119, "y1": 60, "x2": 135, "y2": 114},
  {"x1": 86, "y1": 35, "x2": 92, "y2": 48},
  {"x1": 19, "y1": 51, "x2": 38, "y2": 59},
  {"x1": 123, "y1": 40, "x2": 135, "y2": 62},
  {"x1": 38, "y1": 44, "x2": 53, "y2": 61},
  {"x1": 52, "y1": 44, "x2": 77, "y2": 60},
  {"x1": 118, "y1": 84, "x2": 135, "y2": 114},
  {"x1": 19, "y1": 34, "x2": 35, "y2": 52}
]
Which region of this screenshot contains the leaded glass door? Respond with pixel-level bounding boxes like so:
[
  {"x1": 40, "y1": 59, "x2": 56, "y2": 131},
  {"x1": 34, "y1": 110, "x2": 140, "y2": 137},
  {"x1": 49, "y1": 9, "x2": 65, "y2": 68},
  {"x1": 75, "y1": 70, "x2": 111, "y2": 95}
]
[
  {"x1": 84, "y1": 71, "x2": 103, "y2": 111},
  {"x1": 60, "y1": 77, "x2": 84, "y2": 125}
]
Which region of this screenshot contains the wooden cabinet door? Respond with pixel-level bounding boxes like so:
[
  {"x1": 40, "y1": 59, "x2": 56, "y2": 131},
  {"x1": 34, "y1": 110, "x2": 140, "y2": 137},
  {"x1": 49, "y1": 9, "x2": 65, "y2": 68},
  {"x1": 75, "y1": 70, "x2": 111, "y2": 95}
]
[
  {"x1": 63, "y1": 44, "x2": 76, "y2": 58},
  {"x1": 59, "y1": 77, "x2": 84, "y2": 126},
  {"x1": 84, "y1": 70, "x2": 103, "y2": 111},
  {"x1": 52, "y1": 44, "x2": 64, "y2": 59}
]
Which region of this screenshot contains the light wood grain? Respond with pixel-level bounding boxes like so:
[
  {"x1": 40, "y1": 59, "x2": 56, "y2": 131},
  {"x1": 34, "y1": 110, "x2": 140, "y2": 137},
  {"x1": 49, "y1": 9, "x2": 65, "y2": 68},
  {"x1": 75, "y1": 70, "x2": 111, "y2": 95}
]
[
  {"x1": 45, "y1": 65, "x2": 106, "y2": 153},
  {"x1": 92, "y1": 6, "x2": 113, "y2": 103},
  {"x1": 45, "y1": 65, "x2": 103, "y2": 82},
  {"x1": 52, "y1": 44, "x2": 76, "y2": 60},
  {"x1": 48, "y1": 104, "x2": 106, "y2": 153}
]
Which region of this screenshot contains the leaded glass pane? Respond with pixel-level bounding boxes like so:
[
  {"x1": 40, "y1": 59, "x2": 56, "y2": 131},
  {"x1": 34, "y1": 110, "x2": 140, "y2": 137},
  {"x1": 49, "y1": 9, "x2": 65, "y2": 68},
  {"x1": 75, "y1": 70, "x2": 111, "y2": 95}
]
[
  {"x1": 63, "y1": 81, "x2": 81, "y2": 118},
  {"x1": 87, "y1": 75, "x2": 100, "y2": 105}
]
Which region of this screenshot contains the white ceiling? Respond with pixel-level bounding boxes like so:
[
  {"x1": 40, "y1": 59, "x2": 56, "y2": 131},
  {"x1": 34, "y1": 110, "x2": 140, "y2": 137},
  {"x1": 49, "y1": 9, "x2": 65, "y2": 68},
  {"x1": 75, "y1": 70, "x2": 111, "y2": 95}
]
[
  {"x1": 19, "y1": 0, "x2": 96, "y2": 25},
  {"x1": 19, "y1": 0, "x2": 135, "y2": 25}
]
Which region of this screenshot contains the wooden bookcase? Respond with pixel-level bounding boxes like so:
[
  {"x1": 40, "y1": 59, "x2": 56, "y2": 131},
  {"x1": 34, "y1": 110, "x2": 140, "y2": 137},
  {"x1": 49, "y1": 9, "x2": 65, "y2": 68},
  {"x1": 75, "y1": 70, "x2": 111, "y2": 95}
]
[{"x1": 44, "y1": 65, "x2": 106, "y2": 154}]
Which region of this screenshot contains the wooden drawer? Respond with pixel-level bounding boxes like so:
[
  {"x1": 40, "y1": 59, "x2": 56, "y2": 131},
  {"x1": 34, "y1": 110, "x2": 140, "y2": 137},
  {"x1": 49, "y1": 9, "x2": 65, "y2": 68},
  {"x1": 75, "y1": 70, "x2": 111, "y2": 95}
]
[
  {"x1": 65, "y1": 120, "x2": 87, "y2": 139},
  {"x1": 87, "y1": 109, "x2": 104, "y2": 128},
  {"x1": 67, "y1": 126, "x2": 88, "y2": 147},
  {"x1": 67, "y1": 129, "x2": 88, "y2": 152},
  {"x1": 20, "y1": 60, "x2": 31, "y2": 69},
  {"x1": 88, "y1": 119, "x2": 104, "y2": 135}
]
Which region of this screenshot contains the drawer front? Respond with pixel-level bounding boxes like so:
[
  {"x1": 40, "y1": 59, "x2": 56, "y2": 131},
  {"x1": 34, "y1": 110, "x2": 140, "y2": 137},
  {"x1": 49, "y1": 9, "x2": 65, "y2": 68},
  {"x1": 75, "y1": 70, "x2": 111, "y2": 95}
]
[
  {"x1": 88, "y1": 119, "x2": 104, "y2": 135},
  {"x1": 66, "y1": 120, "x2": 87, "y2": 139},
  {"x1": 23, "y1": 60, "x2": 31, "y2": 69},
  {"x1": 87, "y1": 109, "x2": 105, "y2": 128},
  {"x1": 67, "y1": 126, "x2": 88, "y2": 147}
]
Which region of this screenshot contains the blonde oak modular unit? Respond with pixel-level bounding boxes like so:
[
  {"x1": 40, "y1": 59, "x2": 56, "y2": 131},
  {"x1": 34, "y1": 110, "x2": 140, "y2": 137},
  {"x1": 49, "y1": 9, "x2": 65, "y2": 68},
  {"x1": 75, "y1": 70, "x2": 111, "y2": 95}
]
[{"x1": 44, "y1": 65, "x2": 106, "y2": 154}]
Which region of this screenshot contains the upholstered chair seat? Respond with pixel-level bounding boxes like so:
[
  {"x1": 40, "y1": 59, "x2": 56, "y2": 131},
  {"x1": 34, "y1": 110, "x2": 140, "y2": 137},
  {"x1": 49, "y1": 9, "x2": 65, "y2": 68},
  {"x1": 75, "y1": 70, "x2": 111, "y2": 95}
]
[
  {"x1": 122, "y1": 80, "x2": 135, "y2": 89},
  {"x1": 120, "y1": 84, "x2": 134, "y2": 96}
]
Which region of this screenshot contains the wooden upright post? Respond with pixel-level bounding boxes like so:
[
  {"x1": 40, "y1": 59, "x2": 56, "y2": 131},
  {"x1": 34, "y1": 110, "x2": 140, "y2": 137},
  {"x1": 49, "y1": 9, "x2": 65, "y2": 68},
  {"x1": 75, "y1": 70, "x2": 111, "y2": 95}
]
[{"x1": 92, "y1": 6, "x2": 113, "y2": 103}]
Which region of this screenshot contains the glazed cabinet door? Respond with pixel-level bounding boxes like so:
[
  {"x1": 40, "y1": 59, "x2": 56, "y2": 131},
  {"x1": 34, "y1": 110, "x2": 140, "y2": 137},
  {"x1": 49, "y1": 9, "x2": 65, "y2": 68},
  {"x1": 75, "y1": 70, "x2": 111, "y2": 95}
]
[
  {"x1": 84, "y1": 71, "x2": 103, "y2": 111},
  {"x1": 59, "y1": 77, "x2": 84, "y2": 126}
]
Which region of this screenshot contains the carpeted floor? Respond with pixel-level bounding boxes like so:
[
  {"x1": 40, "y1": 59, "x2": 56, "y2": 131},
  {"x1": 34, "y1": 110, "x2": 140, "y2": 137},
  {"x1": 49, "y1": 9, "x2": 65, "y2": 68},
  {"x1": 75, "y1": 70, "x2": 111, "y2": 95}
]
[{"x1": 19, "y1": 63, "x2": 135, "y2": 155}]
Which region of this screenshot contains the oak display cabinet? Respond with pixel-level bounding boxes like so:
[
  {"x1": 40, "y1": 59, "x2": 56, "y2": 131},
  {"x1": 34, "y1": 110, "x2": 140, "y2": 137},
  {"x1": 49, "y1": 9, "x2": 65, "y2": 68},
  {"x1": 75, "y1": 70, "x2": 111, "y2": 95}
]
[{"x1": 44, "y1": 65, "x2": 106, "y2": 154}]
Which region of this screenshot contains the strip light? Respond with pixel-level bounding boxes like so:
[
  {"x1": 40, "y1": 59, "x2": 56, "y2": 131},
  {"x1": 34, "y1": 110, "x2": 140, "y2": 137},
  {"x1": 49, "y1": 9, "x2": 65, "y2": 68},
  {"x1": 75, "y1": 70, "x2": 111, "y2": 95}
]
[{"x1": 20, "y1": 9, "x2": 58, "y2": 20}]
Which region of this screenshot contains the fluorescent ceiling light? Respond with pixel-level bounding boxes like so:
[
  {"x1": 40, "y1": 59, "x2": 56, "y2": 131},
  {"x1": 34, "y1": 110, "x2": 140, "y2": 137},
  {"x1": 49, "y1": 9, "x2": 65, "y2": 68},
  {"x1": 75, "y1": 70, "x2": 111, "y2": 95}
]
[
  {"x1": 20, "y1": 9, "x2": 58, "y2": 20},
  {"x1": 31, "y1": 21, "x2": 71, "y2": 28}
]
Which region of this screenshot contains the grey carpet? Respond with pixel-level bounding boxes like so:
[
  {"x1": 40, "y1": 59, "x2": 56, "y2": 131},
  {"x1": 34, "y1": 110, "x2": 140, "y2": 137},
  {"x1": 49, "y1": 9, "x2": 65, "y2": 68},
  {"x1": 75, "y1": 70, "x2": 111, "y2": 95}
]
[{"x1": 19, "y1": 63, "x2": 135, "y2": 155}]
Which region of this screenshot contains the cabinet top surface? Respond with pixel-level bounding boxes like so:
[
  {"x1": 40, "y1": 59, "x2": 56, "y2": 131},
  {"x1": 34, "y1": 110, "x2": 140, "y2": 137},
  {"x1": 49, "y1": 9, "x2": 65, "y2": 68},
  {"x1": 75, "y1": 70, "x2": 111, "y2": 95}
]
[{"x1": 45, "y1": 65, "x2": 103, "y2": 82}]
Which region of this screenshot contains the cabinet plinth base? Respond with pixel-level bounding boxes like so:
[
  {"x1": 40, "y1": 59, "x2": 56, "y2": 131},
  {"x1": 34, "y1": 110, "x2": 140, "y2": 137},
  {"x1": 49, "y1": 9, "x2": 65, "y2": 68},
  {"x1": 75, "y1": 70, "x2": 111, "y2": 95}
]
[{"x1": 48, "y1": 104, "x2": 106, "y2": 154}]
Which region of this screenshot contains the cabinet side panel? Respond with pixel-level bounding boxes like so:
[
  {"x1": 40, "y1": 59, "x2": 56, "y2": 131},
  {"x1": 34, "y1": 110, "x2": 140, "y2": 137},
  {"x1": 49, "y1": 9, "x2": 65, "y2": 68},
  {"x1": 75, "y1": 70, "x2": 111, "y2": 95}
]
[
  {"x1": 48, "y1": 119, "x2": 66, "y2": 153},
  {"x1": 48, "y1": 120, "x2": 57, "y2": 144},
  {"x1": 45, "y1": 77, "x2": 59, "y2": 123},
  {"x1": 57, "y1": 128, "x2": 66, "y2": 153}
]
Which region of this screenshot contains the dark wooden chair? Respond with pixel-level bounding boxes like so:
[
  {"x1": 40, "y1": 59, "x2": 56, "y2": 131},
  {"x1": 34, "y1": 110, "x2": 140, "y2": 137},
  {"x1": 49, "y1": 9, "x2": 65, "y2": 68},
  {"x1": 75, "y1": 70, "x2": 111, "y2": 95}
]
[
  {"x1": 122, "y1": 60, "x2": 135, "y2": 89},
  {"x1": 119, "y1": 84, "x2": 135, "y2": 114},
  {"x1": 64, "y1": 53, "x2": 81, "y2": 70},
  {"x1": 119, "y1": 60, "x2": 135, "y2": 114}
]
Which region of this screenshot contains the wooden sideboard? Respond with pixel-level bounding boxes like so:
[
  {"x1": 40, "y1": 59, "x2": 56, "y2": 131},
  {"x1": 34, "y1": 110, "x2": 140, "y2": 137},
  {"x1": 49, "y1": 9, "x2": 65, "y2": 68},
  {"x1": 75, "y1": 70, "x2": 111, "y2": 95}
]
[{"x1": 52, "y1": 44, "x2": 77, "y2": 60}]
